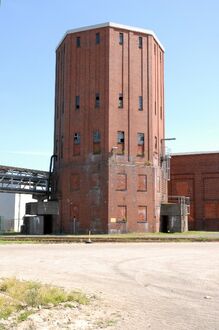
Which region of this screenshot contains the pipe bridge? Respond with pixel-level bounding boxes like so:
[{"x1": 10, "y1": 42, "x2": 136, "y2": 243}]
[{"x1": 0, "y1": 165, "x2": 49, "y2": 195}]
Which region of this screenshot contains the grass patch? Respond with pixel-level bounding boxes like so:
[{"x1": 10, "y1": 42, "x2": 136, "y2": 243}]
[
  {"x1": 17, "y1": 310, "x2": 33, "y2": 322},
  {"x1": 0, "y1": 278, "x2": 88, "y2": 323},
  {"x1": 0, "y1": 296, "x2": 18, "y2": 319}
]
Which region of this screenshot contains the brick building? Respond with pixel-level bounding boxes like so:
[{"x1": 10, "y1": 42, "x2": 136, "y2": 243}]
[
  {"x1": 53, "y1": 23, "x2": 168, "y2": 234},
  {"x1": 169, "y1": 152, "x2": 219, "y2": 231}
]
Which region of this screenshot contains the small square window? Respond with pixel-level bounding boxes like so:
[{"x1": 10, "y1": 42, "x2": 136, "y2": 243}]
[
  {"x1": 76, "y1": 37, "x2": 80, "y2": 48},
  {"x1": 75, "y1": 95, "x2": 80, "y2": 109},
  {"x1": 95, "y1": 93, "x2": 100, "y2": 108},
  {"x1": 138, "y1": 36, "x2": 142, "y2": 49},
  {"x1": 119, "y1": 33, "x2": 123, "y2": 45},
  {"x1": 118, "y1": 93, "x2": 123, "y2": 108},
  {"x1": 96, "y1": 32, "x2": 100, "y2": 44},
  {"x1": 74, "y1": 132, "x2": 80, "y2": 145},
  {"x1": 138, "y1": 96, "x2": 143, "y2": 110}
]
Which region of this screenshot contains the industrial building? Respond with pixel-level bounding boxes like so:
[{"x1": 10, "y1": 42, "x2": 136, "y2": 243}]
[
  {"x1": 52, "y1": 22, "x2": 170, "y2": 234},
  {"x1": 0, "y1": 192, "x2": 34, "y2": 233},
  {"x1": 169, "y1": 152, "x2": 219, "y2": 231}
]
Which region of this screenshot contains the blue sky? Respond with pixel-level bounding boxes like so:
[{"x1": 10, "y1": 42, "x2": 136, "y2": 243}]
[{"x1": 0, "y1": 0, "x2": 218, "y2": 170}]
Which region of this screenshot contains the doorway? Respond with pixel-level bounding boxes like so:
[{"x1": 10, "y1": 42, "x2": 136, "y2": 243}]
[
  {"x1": 44, "y1": 215, "x2": 53, "y2": 234},
  {"x1": 160, "y1": 215, "x2": 169, "y2": 233}
]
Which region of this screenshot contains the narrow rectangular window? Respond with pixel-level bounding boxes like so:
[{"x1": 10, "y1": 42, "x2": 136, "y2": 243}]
[
  {"x1": 74, "y1": 132, "x2": 80, "y2": 144},
  {"x1": 93, "y1": 130, "x2": 101, "y2": 143},
  {"x1": 138, "y1": 206, "x2": 147, "y2": 222},
  {"x1": 138, "y1": 36, "x2": 142, "y2": 49},
  {"x1": 160, "y1": 106, "x2": 162, "y2": 120},
  {"x1": 95, "y1": 93, "x2": 100, "y2": 108},
  {"x1": 119, "y1": 33, "x2": 123, "y2": 45},
  {"x1": 76, "y1": 37, "x2": 80, "y2": 48},
  {"x1": 75, "y1": 95, "x2": 80, "y2": 110},
  {"x1": 117, "y1": 205, "x2": 127, "y2": 222},
  {"x1": 137, "y1": 133, "x2": 144, "y2": 145},
  {"x1": 138, "y1": 96, "x2": 143, "y2": 110},
  {"x1": 96, "y1": 32, "x2": 100, "y2": 44},
  {"x1": 155, "y1": 101, "x2": 156, "y2": 115},
  {"x1": 137, "y1": 175, "x2": 147, "y2": 191},
  {"x1": 73, "y1": 133, "x2": 80, "y2": 156},
  {"x1": 137, "y1": 133, "x2": 144, "y2": 156},
  {"x1": 118, "y1": 93, "x2": 123, "y2": 108},
  {"x1": 70, "y1": 174, "x2": 80, "y2": 191},
  {"x1": 116, "y1": 173, "x2": 127, "y2": 191},
  {"x1": 155, "y1": 136, "x2": 158, "y2": 149},
  {"x1": 93, "y1": 130, "x2": 101, "y2": 154},
  {"x1": 117, "y1": 131, "x2": 125, "y2": 154}
]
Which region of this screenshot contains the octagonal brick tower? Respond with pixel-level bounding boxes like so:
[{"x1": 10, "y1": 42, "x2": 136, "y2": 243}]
[{"x1": 52, "y1": 22, "x2": 167, "y2": 234}]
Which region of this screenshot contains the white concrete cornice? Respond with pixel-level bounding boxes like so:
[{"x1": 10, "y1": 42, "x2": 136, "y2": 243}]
[{"x1": 56, "y1": 22, "x2": 164, "y2": 51}]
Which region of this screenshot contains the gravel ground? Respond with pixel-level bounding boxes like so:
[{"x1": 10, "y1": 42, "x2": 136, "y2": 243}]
[{"x1": 0, "y1": 242, "x2": 219, "y2": 330}]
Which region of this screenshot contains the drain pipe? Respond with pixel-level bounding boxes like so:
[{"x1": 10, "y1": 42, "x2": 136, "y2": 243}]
[{"x1": 47, "y1": 154, "x2": 57, "y2": 200}]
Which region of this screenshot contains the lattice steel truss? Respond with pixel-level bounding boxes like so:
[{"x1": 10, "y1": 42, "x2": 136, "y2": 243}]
[{"x1": 0, "y1": 165, "x2": 49, "y2": 195}]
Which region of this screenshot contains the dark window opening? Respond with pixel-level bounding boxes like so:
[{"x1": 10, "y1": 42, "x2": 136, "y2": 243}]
[
  {"x1": 155, "y1": 136, "x2": 158, "y2": 150},
  {"x1": 73, "y1": 133, "x2": 80, "y2": 156},
  {"x1": 74, "y1": 132, "x2": 81, "y2": 145},
  {"x1": 138, "y1": 133, "x2": 144, "y2": 145},
  {"x1": 96, "y1": 32, "x2": 100, "y2": 44},
  {"x1": 119, "y1": 33, "x2": 124, "y2": 45},
  {"x1": 95, "y1": 93, "x2": 100, "y2": 108},
  {"x1": 93, "y1": 130, "x2": 101, "y2": 154},
  {"x1": 93, "y1": 130, "x2": 101, "y2": 143},
  {"x1": 76, "y1": 37, "x2": 80, "y2": 48},
  {"x1": 138, "y1": 96, "x2": 143, "y2": 110},
  {"x1": 118, "y1": 93, "x2": 123, "y2": 108},
  {"x1": 137, "y1": 133, "x2": 144, "y2": 156},
  {"x1": 117, "y1": 131, "x2": 125, "y2": 154},
  {"x1": 138, "y1": 36, "x2": 143, "y2": 49},
  {"x1": 160, "y1": 106, "x2": 162, "y2": 120},
  {"x1": 75, "y1": 95, "x2": 80, "y2": 109},
  {"x1": 155, "y1": 101, "x2": 156, "y2": 115}
]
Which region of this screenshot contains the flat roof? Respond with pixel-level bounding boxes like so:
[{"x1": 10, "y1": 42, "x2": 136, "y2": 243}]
[
  {"x1": 56, "y1": 22, "x2": 164, "y2": 51},
  {"x1": 171, "y1": 151, "x2": 219, "y2": 156}
]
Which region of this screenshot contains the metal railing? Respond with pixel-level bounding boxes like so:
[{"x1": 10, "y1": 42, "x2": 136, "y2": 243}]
[{"x1": 168, "y1": 195, "x2": 190, "y2": 216}]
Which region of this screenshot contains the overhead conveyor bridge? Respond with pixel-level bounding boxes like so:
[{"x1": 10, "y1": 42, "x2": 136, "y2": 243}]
[{"x1": 0, "y1": 165, "x2": 49, "y2": 195}]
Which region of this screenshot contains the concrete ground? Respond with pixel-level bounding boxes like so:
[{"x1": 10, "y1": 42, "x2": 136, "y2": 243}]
[{"x1": 0, "y1": 242, "x2": 219, "y2": 329}]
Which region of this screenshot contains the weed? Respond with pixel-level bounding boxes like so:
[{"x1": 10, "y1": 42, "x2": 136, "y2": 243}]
[
  {"x1": 0, "y1": 277, "x2": 89, "y2": 321},
  {"x1": 17, "y1": 310, "x2": 33, "y2": 322}
]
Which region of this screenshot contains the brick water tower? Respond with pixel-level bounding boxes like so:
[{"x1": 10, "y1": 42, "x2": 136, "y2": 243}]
[{"x1": 52, "y1": 22, "x2": 168, "y2": 233}]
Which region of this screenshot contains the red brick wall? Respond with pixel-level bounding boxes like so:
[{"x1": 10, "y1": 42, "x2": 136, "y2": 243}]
[
  {"x1": 53, "y1": 25, "x2": 167, "y2": 233},
  {"x1": 169, "y1": 153, "x2": 219, "y2": 231}
]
